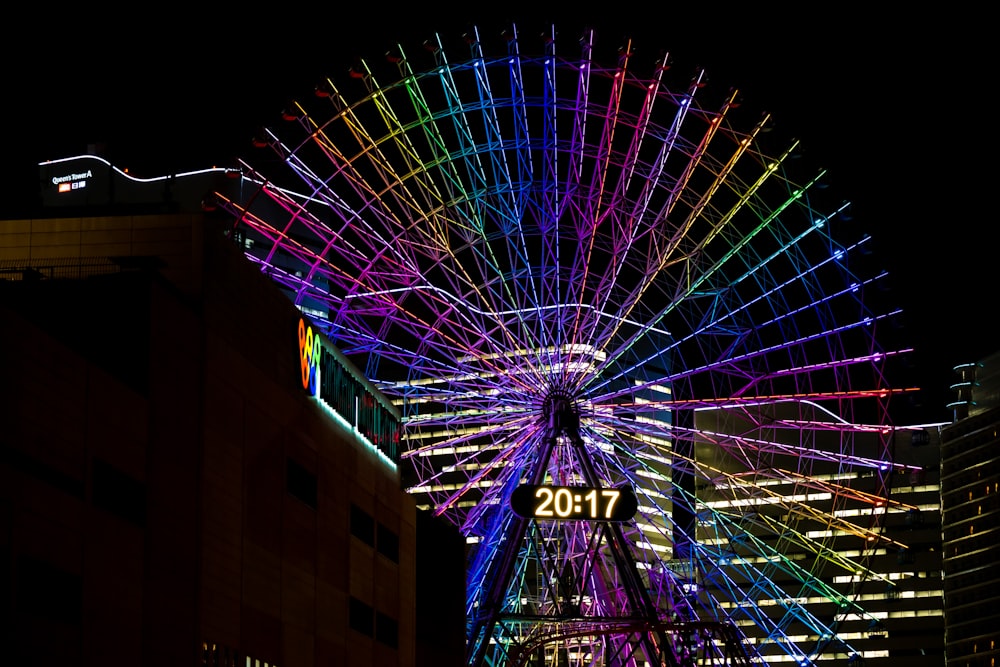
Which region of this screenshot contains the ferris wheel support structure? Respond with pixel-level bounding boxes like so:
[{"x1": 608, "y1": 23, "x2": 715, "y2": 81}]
[{"x1": 466, "y1": 394, "x2": 726, "y2": 666}]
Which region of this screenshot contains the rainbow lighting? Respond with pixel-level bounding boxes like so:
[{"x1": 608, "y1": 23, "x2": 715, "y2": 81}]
[{"x1": 208, "y1": 23, "x2": 925, "y2": 666}]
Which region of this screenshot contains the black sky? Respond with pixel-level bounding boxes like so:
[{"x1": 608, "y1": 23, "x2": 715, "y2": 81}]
[{"x1": 5, "y1": 6, "x2": 994, "y2": 422}]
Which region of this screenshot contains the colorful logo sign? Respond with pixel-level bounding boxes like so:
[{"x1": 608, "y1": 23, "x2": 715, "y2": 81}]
[{"x1": 298, "y1": 318, "x2": 321, "y2": 395}]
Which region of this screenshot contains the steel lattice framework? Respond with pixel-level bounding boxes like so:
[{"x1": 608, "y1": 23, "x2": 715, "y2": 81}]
[{"x1": 214, "y1": 24, "x2": 918, "y2": 666}]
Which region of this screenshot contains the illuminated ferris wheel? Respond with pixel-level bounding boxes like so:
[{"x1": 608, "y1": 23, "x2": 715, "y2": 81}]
[{"x1": 217, "y1": 24, "x2": 914, "y2": 666}]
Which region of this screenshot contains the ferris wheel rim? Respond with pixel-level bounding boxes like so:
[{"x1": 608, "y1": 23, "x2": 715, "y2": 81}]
[{"x1": 223, "y1": 23, "x2": 904, "y2": 665}]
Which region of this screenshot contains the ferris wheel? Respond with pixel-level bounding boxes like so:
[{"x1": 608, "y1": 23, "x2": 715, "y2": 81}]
[{"x1": 217, "y1": 24, "x2": 914, "y2": 666}]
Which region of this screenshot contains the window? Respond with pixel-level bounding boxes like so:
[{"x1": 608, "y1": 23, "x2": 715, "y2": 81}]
[
  {"x1": 377, "y1": 523, "x2": 399, "y2": 563},
  {"x1": 1, "y1": 445, "x2": 83, "y2": 499},
  {"x1": 92, "y1": 457, "x2": 146, "y2": 527},
  {"x1": 286, "y1": 458, "x2": 317, "y2": 509},
  {"x1": 351, "y1": 504, "x2": 375, "y2": 546},
  {"x1": 349, "y1": 596, "x2": 374, "y2": 637},
  {"x1": 376, "y1": 610, "x2": 398, "y2": 648}
]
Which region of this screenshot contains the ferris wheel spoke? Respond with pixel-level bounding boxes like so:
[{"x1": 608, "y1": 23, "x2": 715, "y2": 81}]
[
  {"x1": 592, "y1": 284, "x2": 896, "y2": 408},
  {"x1": 584, "y1": 166, "x2": 840, "y2": 392}
]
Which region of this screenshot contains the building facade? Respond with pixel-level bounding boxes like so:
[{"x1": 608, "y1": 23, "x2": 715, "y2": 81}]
[
  {"x1": 940, "y1": 353, "x2": 1000, "y2": 667},
  {"x1": 0, "y1": 211, "x2": 465, "y2": 666},
  {"x1": 694, "y1": 406, "x2": 945, "y2": 665}
]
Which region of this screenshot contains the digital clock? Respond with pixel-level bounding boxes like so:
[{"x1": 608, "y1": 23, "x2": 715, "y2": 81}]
[{"x1": 510, "y1": 484, "x2": 637, "y2": 522}]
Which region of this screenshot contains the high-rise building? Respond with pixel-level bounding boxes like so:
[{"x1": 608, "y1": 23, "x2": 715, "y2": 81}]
[
  {"x1": 694, "y1": 405, "x2": 946, "y2": 665},
  {"x1": 940, "y1": 352, "x2": 1000, "y2": 666}
]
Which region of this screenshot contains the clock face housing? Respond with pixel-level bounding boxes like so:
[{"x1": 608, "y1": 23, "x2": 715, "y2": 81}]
[{"x1": 510, "y1": 484, "x2": 638, "y2": 522}]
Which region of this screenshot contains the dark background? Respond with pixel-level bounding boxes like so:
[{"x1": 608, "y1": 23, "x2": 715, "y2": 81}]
[{"x1": 4, "y1": 6, "x2": 993, "y2": 423}]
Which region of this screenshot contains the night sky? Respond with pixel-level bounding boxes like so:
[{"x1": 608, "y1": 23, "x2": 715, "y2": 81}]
[{"x1": 5, "y1": 6, "x2": 994, "y2": 422}]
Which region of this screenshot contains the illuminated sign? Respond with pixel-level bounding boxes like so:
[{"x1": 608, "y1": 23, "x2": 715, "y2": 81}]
[
  {"x1": 510, "y1": 484, "x2": 638, "y2": 522},
  {"x1": 299, "y1": 318, "x2": 322, "y2": 395},
  {"x1": 52, "y1": 169, "x2": 93, "y2": 193},
  {"x1": 38, "y1": 154, "x2": 245, "y2": 210},
  {"x1": 297, "y1": 318, "x2": 400, "y2": 466}
]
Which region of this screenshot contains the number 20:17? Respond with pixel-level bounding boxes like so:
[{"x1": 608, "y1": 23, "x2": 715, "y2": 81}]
[{"x1": 534, "y1": 487, "x2": 621, "y2": 518}]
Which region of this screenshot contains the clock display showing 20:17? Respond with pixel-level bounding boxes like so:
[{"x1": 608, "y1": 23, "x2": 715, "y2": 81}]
[{"x1": 510, "y1": 484, "x2": 637, "y2": 522}]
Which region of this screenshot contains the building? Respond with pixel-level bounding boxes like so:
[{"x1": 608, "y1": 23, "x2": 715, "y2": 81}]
[
  {"x1": 693, "y1": 405, "x2": 946, "y2": 665},
  {"x1": 0, "y1": 165, "x2": 466, "y2": 666},
  {"x1": 940, "y1": 352, "x2": 1000, "y2": 666}
]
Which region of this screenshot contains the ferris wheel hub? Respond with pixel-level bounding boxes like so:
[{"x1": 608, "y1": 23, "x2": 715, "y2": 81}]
[{"x1": 542, "y1": 390, "x2": 580, "y2": 435}]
